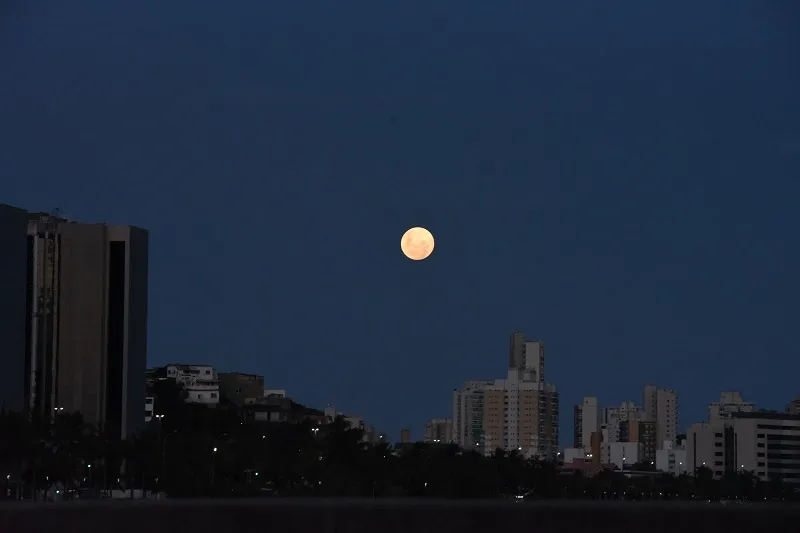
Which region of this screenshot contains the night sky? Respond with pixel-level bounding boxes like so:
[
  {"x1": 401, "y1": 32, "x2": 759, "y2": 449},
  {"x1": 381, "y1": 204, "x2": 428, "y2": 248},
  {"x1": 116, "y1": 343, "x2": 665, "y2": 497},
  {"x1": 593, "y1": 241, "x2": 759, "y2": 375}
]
[{"x1": 3, "y1": 1, "x2": 799, "y2": 444}]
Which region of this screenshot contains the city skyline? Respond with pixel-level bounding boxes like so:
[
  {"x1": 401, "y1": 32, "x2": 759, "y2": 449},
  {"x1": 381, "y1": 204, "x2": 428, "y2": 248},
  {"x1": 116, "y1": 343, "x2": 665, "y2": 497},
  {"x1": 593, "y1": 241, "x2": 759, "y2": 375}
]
[{"x1": 2, "y1": 2, "x2": 798, "y2": 442}]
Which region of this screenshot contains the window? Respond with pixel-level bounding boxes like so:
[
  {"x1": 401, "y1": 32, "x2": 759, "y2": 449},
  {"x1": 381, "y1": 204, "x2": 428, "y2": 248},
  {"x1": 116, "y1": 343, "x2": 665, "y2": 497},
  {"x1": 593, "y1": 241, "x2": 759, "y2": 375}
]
[
  {"x1": 714, "y1": 452, "x2": 723, "y2": 457},
  {"x1": 198, "y1": 394, "x2": 204, "y2": 399},
  {"x1": 714, "y1": 461, "x2": 722, "y2": 466},
  {"x1": 211, "y1": 393, "x2": 217, "y2": 398},
  {"x1": 757, "y1": 452, "x2": 765, "y2": 457},
  {"x1": 757, "y1": 462, "x2": 765, "y2": 467}
]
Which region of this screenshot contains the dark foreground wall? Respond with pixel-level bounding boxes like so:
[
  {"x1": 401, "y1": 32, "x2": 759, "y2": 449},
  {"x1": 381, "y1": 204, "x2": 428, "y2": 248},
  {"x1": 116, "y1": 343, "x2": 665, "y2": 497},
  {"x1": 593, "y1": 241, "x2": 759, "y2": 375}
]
[{"x1": 1, "y1": 499, "x2": 799, "y2": 533}]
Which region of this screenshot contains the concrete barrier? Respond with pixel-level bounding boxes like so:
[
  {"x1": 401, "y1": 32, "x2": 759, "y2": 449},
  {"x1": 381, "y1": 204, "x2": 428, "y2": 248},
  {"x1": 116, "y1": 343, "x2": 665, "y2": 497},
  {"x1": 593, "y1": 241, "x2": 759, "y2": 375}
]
[{"x1": 1, "y1": 499, "x2": 798, "y2": 533}]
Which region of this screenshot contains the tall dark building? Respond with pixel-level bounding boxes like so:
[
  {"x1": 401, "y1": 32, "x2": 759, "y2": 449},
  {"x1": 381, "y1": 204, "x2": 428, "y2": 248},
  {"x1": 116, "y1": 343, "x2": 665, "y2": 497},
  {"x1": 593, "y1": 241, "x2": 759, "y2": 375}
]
[
  {"x1": 1, "y1": 207, "x2": 149, "y2": 438},
  {"x1": 0, "y1": 204, "x2": 30, "y2": 412}
]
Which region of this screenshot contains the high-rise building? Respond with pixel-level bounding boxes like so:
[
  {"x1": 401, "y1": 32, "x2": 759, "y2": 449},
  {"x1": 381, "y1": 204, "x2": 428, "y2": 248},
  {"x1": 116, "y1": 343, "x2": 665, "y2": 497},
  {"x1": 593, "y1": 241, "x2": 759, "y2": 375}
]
[
  {"x1": 574, "y1": 397, "x2": 600, "y2": 450},
  {"x1": 2, "y1": 210, "x2": 149, "y2": 438},
  {"x1": 0, "y1": 204, "x2": 30, "y2": 412},
  {"x1": 602, "y1": 401, "x2": 645, "y2": 443},
  {"x1": 452, "y1": 380, "x2": 493, "y2": 453},
  {"x1": 509, "y1": 332, "x2": 526, "y2": 368},
  {"x1": 708, "y1": 391, "x2": 756, "y2": 421},
  {"x1": 482, "y1": 368, "x2": 559, "y2": 459},
  {"x1": 424, "y1": 418, "x2": 453, "y2": 443},
  {"x1": 643, "y1": 385, "x2": 678, "y2": 448},
  {"x1": 508, "y1": 332, "x2": 544, "y2": 382}
]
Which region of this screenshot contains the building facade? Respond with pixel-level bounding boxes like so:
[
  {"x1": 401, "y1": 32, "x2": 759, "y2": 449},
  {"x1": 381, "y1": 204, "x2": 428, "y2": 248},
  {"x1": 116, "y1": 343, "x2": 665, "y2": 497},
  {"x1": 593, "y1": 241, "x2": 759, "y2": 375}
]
[
  {"x1": 603, "y1": 401, "x2": 645, "y2": 443},
  {"x1": 643, "y1": 385, "x2": 678, "y2": 448},
  {"x1": 452, "y1": 380, "x2": 493, "y2": 453},
  {"x1": 687, "y1": 412, "x2": 800, "y2": 484},
  {"x1": 655, "y1": 440, "x2": 688, "y2": 475},
  {"x1": 160, "y1": 364, "x2": 220, "y2": 405},
  {"x1": 708, "y1": 391, "x2": 755, "y2": 422},
  {"x1": 483, "y1": 368, "x2": 559, "y2": 459},
  {"x1": 0, "y1": 205, "x2": 29, "y2": 412},
  {"x1": 0, "y1": 209, "x2": 149, "y2": 438},
  {"x1": 218, "y1": 372, "x2": 264, "y2": 406},
  {"x1": 508, "y1": 332, "x2": 545, "y2": 382},
  {"x1": 574, "y1": 397, "x2": 600, "y2": 450},
  {"x1": 424, "y1": 418, "x2": 453, "y2": 443}
]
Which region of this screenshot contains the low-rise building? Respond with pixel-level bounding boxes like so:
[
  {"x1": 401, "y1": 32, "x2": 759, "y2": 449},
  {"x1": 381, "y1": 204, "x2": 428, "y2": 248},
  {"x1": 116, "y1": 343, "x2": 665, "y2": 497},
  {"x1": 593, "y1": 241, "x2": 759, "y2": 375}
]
[
  {"x1": 687, "y1": 411, "x2": 800, "y2": 484},
  {"x1": 655, "y1": 440, "x2": 688, "y2": 475},
  {"x1": 218, "y1": 372, "x2": 264, "y2": 407},
  {"x1": 603, "y1": 441, "x2": 640, "y2": 470},
  {"x1": 147, "y1": 364, "x2": 220, "y2": 405}
]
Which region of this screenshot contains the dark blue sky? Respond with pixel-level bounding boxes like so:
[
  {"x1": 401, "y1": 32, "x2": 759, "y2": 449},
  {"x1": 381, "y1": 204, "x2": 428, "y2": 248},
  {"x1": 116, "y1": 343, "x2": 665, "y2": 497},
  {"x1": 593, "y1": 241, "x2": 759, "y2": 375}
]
[{"x1": 3, "y1": 1, "x2": 799, "y2": 444}]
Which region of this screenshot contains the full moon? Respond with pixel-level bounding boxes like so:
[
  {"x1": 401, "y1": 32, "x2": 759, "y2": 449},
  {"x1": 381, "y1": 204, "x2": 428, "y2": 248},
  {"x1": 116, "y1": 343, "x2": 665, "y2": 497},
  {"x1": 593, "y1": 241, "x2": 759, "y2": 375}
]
[{"x1": 401, "y1": 227, "x2": 435, "y2": 261}]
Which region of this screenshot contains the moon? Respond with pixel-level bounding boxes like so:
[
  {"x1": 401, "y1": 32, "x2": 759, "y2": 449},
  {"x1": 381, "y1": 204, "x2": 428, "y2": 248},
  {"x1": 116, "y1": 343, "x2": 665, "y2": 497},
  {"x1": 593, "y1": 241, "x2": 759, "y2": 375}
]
[{"x1": 401, "y1": 227, "x2": 435, "y2": 261}]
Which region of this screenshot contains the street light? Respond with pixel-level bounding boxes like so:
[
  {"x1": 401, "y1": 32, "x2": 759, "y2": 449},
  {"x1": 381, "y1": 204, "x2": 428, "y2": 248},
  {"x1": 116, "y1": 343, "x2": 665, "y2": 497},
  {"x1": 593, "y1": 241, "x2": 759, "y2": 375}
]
[{"x1": 211, "y1": 433, "x2": 229, "y2": 486}]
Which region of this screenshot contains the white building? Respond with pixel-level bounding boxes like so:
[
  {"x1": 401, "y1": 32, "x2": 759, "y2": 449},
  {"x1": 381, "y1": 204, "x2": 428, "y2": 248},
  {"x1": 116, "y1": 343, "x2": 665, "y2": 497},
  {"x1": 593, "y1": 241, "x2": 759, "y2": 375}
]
[
  {"x1": 708, "y1": 391, "x2": 755, "y2": 422},
  {"x1": 165, "y1": 364, "x2": 220, "y2": 405},
  {"x1": 655, "y1": 440, "x2": 688, "y2": 475},
  {"x1": 603, "y1": 441, "x2": 640, "y2": 470},
  {"x1": 574, "y1": 397, "x2": 601, "y2": 450},
  {"x1": 687, "y1": 411, "x2": 800, "y2": 484},
  {"x1": 643, "y1": 385, "x2": 678, "y2": 448},
  {"x1": 563, "y1": 447, "x2": 589, "y2": 463},
  {"x1": 424, "y1": 418, "x2": 453, "y2": 443}
]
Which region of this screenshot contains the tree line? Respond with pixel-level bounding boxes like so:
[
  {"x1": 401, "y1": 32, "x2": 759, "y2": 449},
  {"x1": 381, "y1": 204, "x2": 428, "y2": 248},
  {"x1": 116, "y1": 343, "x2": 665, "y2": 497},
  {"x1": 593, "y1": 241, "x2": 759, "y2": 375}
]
[{"x1": 1, "y1": 381, "x2": 797, "y2": 501}]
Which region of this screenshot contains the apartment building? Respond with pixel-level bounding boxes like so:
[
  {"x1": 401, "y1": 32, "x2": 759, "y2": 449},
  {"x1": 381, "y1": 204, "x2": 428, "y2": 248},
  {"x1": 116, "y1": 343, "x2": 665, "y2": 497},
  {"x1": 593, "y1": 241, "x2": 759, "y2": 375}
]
[
  {"x1": 424, "y1": 418, "x2": 453, "y2": 443},
  {"x1": 602, "y1": 441, "x2": 640, "y2": 470},
  {"x1": 603, "y1": 401, "x2": 645, "y2": 443},
  {"x1": 708, "y1": 391, "x2": 755, "y2": 421},
  {"x1": 573, "y1": 397, "x2": 600, "y2": 450},
  {"x1": 147, "y1": 364, "x2": 220, "y2": 405},
  {"x1": 620, "y1": 419, "x2": 657, "y2": 463},
  {"x1": 218, "y1": 372, "x2": 265, "y2": 407},
  {"x1": 687, "y1": 411, "x2": 800, "y2": 484},
  {"x1": 508, "y1": 332, "x2": 544, "y2": 382},
  {"x1": 655, "y1": 440, "x2": 688, "y2": 475},
  {"x1": 452, "y1": 380, "x2": 494, "y2": 453},
  {"x1": 644, "y1": 385, "x2": 678, "y2": 448},
  {"x1": 482, "y1": 368, "x2": 559, "y2": 459}
]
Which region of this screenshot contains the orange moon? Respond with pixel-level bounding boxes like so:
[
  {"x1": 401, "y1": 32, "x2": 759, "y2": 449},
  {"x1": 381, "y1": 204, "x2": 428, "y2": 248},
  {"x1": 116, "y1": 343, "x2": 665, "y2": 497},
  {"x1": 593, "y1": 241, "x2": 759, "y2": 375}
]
[{"x1": 401, "y1": 227, "x2": 435, "y2": 261}]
